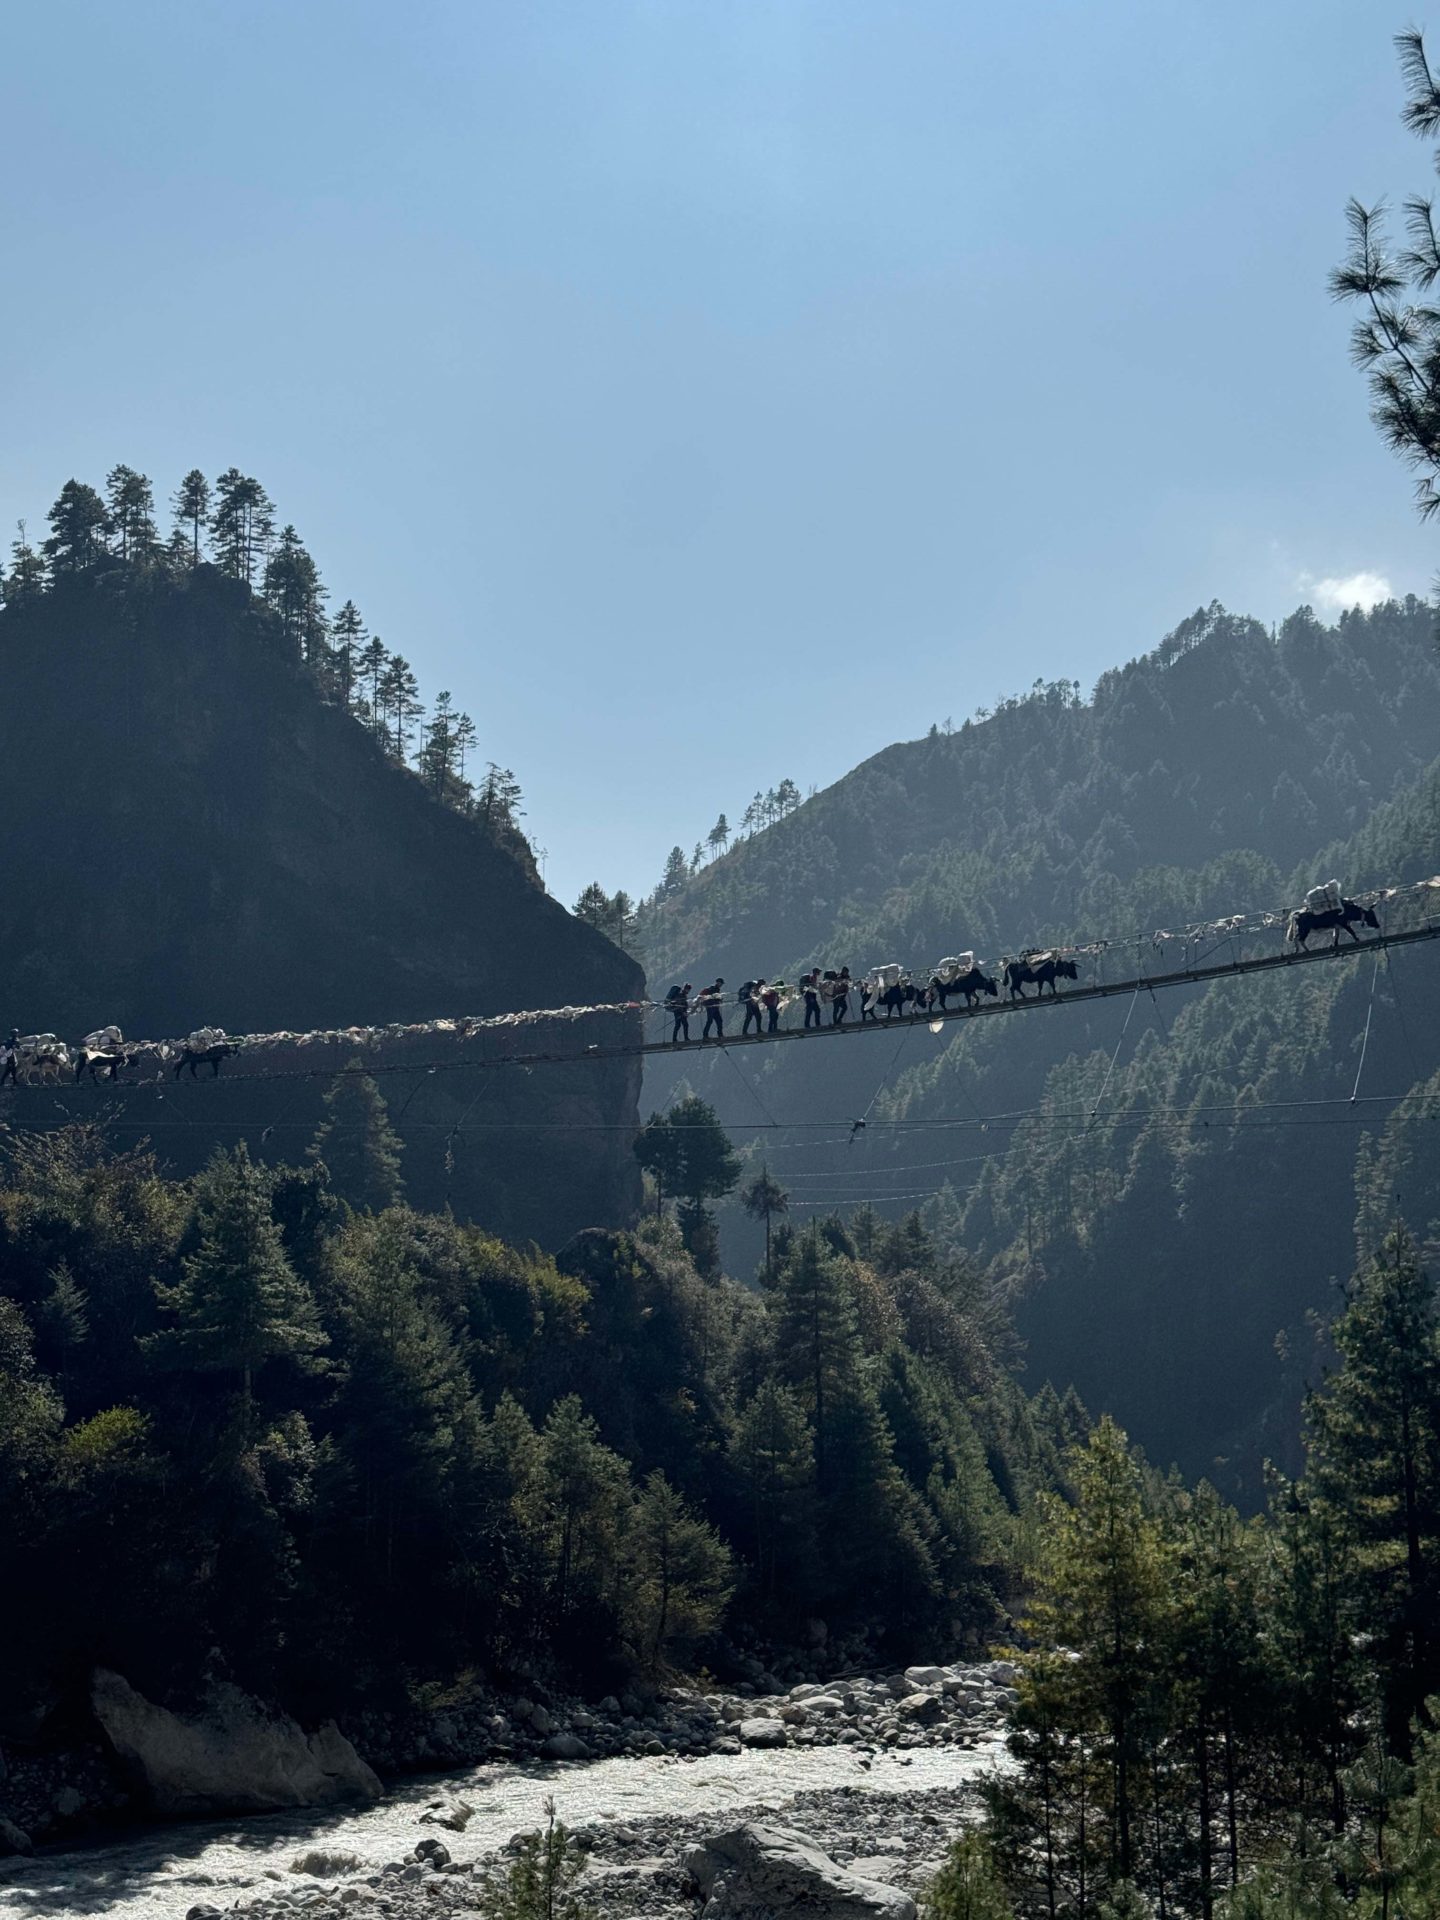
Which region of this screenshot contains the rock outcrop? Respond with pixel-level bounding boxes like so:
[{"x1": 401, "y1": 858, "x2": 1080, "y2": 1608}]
[
  {"x1": 92, "y1": 1670, "x2": 381, "y2": 1815},
  {"x1": 683, "y1": 1823, "x2": 917, "y2": 1920}
]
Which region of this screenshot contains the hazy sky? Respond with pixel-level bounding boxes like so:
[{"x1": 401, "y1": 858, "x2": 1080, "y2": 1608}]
[{"x1": 2, "y1": 2, "x2": 1434, "y2": 907}]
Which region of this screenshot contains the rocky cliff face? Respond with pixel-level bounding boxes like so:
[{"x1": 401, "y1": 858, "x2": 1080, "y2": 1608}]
[{"x1": 0, "y1": 569, "x2": 642, "y2": 1244}]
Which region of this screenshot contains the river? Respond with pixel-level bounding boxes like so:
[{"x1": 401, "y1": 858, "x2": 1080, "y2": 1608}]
[{"x1": 0, "y1": 1735, "x2": 1007, "y2": 1919}]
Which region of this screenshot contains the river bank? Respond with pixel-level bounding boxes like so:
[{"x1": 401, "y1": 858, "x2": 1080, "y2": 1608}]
[{"x1": 0, "y1": 1663, "x2": 1012, "y2": 1919}]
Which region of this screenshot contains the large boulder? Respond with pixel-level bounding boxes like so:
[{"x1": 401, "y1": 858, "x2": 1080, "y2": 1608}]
[
  {"x1": 92, "y1": 1671, "x2": 381, "y2": 1816},
  {"x1": 737, "y1": 1718, "x2": 788, "y2": 1749},
  {"x1": 683, "y1": 1823, "x2": 916, "y2": 1920}
]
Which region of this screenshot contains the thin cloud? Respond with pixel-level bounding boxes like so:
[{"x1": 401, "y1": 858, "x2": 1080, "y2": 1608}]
[{"x1": 1296, "y1": 569, "x2": 1395, "y2": 614}]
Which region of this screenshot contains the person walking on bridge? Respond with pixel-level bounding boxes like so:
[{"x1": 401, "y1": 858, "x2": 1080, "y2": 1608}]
[
  {"x1": 802, "y1": 969, "x2": 823, "y2": 1029},
  {"x1": 761, "y1": 980, "x2": 784, "y2": 1033},
  {"x1": 740, "y1": 980, "x2": 766, "y2": 1038},
  {"x1": 832, "y1": 966, "x2": 853, "y2": 1028},
  {"x1": 666, "y1": 984, "x2": 692, "y2": 1044},
  {"x1": 698, "y1": 979, "x2": 726, "y2": 1041}
]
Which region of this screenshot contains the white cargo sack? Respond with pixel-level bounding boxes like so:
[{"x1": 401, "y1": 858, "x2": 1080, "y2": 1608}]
[
  {"x1": 1305, "y1": 881, "x2": 1343, "y2": 914},
  {"x1": 869, "y1": 962, "x2": 903, "y2": 992},
  {"x1": 935, "y1": 954, "x2": 974, "y2": 984},
  {"x1": 187, "y1": 1027, "x2": 227, "y2": 1049},
  {"x1": 81, "y1": 1026, "x2": 123, "y2": 1053}
]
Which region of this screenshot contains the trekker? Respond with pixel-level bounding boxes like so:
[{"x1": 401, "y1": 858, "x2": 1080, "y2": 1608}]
[
  {"x1": 760, "y1": 980, "x2": 784, "y2": 1032},
  {"x1": 699, "y1": 979, "x2": 726, "y2": 1040},
  {"x1": 666, "y1": 984, "x2": 692, "y2": 1044},
  {"x1": 0, "y1": 1030, "x2": 17, "y2": 1086},
  {"x1": 832, "y1": 966, "x2": 853, "y2": 1027},
  {"x1": 802, "y1": 969, "x2": 823, "y2": 1029},
  {"x1": 740, "y1": 980, "x2": 765, "y2": 1038}
]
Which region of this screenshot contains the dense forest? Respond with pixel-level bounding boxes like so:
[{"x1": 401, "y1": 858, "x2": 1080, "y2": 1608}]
[
  {"x1": 633, "y1": 597, "x2": 1440, "y2": 1493},
  {"x1": 944, "y1": 1226, "x2": 1440, "y2": 1919},
  {"x1": 0, "y1": 1109, "x2": 1066, "y2": 1730}
]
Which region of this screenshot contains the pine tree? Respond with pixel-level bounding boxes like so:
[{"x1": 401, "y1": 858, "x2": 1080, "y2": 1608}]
[
  {"x1": 625, "y1": 1469, "x2": 733, "y2": 1668},
  {"x1": 263, "y1": 525, "x2": 328, "y2": 667},
  {"x1": 690, "y1": 842, "x2": 704, "y2": 874},
  {"x1": 477, "y1": 764, "x2": 524, "y2": 830},
  {"x1": 1305, "y1": 1230, "x2": 1440, "y2": 1750},
  {"x1": 478, "y1": 1799, "x2": 595, "y2": 1920},
  {"x1": 536, "y1": 1396, "x2": 631, "y2": 1622},
  {"x1": 707, "y1": 813, "x2": 730, "y2": 858},
  {"x1": 329, "y1": 600, "x2": 365, "y2": 708},
  {"x1": 1024, "y1": 1418, "x2": 1171, "y2": 1885},
  {"x1": 731, "y1": 1380, "x2": 816, "y2": 1607},
  {"x1": 147, "y1": 1145, "x2": 325, "y2": 1414},
  {"x1": 172, "y1": 470, "x2": 211, "y2": 564},
  {"x1": 357, "y1": 634, "x2": 389, "y2": 736},
  {"x1": 419, "y1": 692, "x2": 467, "y2": 802},
  {"x1": 209, "y1": 469, "x2": 275, "y2": 585},
  {"x1": 742, "y1": 1167, "x2": 790, "y2": 1286},
  {"x1": 661, "y1": 845, "x2": 688, "y2": 894},
  {"x1": 4, "y1": 521, "x2": 46, "y2": 605},
  {"x1": 925, "y1": 1833, "x2": 1016, "y2": 1920},
  {"x1": 43, "y1": 480, "x2": 110, "y2": 576},
  {"x1": 379, "y1": 654, "x2": 423, "y2": 761},
  {"x1": 308, "y1": 1062, "x2": 405, "y2": 1212},
  {"x1": 105, "y1": 466, "x2": 158, "y2": 563},
  {"x1": 454, "y1": 712, "x2": 478, "y2": 789}
]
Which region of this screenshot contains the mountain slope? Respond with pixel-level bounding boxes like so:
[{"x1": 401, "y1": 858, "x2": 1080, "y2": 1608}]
[
  {"x1": 637, "y1": 597, "x2": 1440, "y2": 1492},
  {"x1": 0, "y1": 565, "x2": 643, "y2": 1244}
]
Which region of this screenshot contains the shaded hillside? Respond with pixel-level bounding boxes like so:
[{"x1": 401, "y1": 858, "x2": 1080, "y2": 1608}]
[
  {"x1": 0, "y1": 566, "x2": 643, "y2": 1244},
  {"x1": 636, "y1": 598, "x2": 1440, "y2": 1493}
]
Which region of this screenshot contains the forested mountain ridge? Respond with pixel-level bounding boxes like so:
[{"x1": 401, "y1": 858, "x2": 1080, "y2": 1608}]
[
  {"x1": 637, "y1": 598, "x2": 1440, "y2": 1495},
  {"x1": 637, "y1": 597, "x2": 1440, "y2": 983},
  {"x1": 0, "y1": 540, "x2": 644, "y2": 1246}
]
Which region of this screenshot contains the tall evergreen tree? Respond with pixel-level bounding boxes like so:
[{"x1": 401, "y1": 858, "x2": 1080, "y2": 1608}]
[
  {"x1": 209, "y1": 469, "x2": 275, "y2": 585},
  {"x1": 661, "y1": 845, "x2": 688, "y2": 894},
  {"x1": 379, "y1": 653, "x2": 423, "y2": 760},
  {"x1": 742, "y1": 1166, "x2": 790, "y2": 1286},
  {"x1": 172, "y1": 469, "x2": 211, "y2": 564},
  {"x1": 105, "y1": 466, "x2": 158, "y2": 563},
  {"x1": 625, "y1": 1469, "x2": 733, "y2": 1668},
  {"x1": 43, "y1": 480, "x2": 110, "y2": 576},
  {"x1": 330, "y1": 600, "x2": 365, "y2": 708},
  {"x1": 1305, "y1": 1230, "x2": 1440, "y2": 1750},
  {"x1": 263, "y1": 525, "x2": 328, "y2": 667},
  {"x1": 147, "y1": 1146, "x2": 324, "y2": 1415},
  {"x1": 308, "y1": 1063, "x2": 405, "y2": 1212},
  {"x1": 477, "y1": 764, "x2": 524, "y2": 830},
  {"x1": 357, "y1": 634, "x2": 390, "y2": 736},
  {"x1": 4, "y1": 521, "x2": 45, "y2": 605}
]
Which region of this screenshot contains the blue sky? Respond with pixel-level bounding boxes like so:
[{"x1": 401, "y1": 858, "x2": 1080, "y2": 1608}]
[{"x1": 1, "y1": 1, "x2": 1433, "y2": 907}]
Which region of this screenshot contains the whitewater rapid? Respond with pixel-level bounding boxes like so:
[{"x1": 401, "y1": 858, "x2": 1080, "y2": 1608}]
[{"x1": 0, "y1": 1735, "x2": 1007, "y2": 1919}]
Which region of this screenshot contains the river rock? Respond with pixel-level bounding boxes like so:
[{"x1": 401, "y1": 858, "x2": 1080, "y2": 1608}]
[
  {"x1": 542, "y1": 1732, "x2": 590, "y2": 1760},
  {"x1": 902, "y1": 1666, "x2": 947, "y2": 1690},
  {"x1": 895, "y1": 1692, "x2": 943, "y2": 1725},
  {"x1": 292, "y1": 1848, "x2": 363, "y2": 1876},
  {"x1": 0, "y1": 1813, "x2": 33, "y2": 1855},
  {"x1": 683, "y1": 1822, "x2": 917, "y2": 1920},
  {"x1": 738, "y1": 1718, "x2": 787, "y2": 1749},
  {"x1": 92, "y1": 1670, "x2": 381, "y2": 1816},
  {"x1": 418, "y1": 1797, "x2": 473, "y2": 1830}
]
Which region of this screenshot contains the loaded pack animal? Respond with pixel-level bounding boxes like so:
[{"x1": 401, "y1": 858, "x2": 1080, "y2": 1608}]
[
  {"x1": 174, "y1": 1040, "x2": 241, "y2": 1079},
  {"x1": 865, "y1": 979, "x2": 932, "y2": 1021},
  {"x1": 931, "y1": 966, "x2": 999, "y2": 1011},
  {"x1": 75, "y1": 1047, "x2": 135, "y2": 1083},
  {"x1": 1286, "y1": 897, "x2": 1380, "y2": 951},
  {"x1": 2, "y1": 1035, "x2": 72, "y2": 1085},
  {"x1": 1004, "y1": 952, "x2": 1079, "y2": 1000}
]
